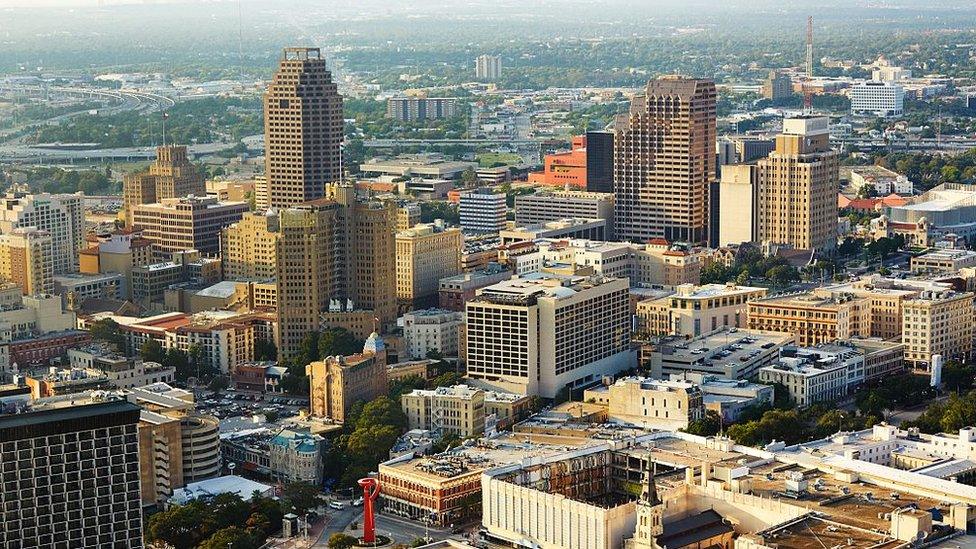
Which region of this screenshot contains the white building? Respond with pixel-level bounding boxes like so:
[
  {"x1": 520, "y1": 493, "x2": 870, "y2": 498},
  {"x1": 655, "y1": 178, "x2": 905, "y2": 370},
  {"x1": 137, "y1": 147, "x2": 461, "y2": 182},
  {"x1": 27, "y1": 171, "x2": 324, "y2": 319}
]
[
  {"x1": 402, "y1": 308, "x2": 464, "y2": 359},
  {"x1": 758, "y1": 348, "x2": 850, "y2": 407},
  {"x1": 849, "y1": 165, "x2": 913, "y2": 195},
  {"x1": 459, "y1": 188, "x2": 506, "y2": 233},
  {"x1": 475, "y1": 54, "x2": 502, "y2": 80},
  {"x1": 466, "y1": 274, "x2": 634, "y2": 398},
  {"x1": 0, "y1": 192, "x2": 85, "y2": 274},
  {"x1": 850, "y1": 81, "x2": 905, "y2": 117}
]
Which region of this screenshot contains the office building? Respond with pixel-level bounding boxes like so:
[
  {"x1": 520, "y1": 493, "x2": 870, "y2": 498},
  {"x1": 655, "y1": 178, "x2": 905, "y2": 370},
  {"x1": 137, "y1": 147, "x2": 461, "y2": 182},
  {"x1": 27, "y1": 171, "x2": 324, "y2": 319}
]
[
  {"x1": 585, "y1": 131, "x2": 615, "y2": 193},
  {"x1": 438, "y1": 264, "x2": 513, "y2": 311},
  {"x1": 0, "y1": 227, "x2": 53, "y2": 295},
  {"x1": 815, "y1": 276, "x2": 950, "y2": 340},
  {"x1": 514, "y1": 190, "x2": 614, "y2": 234},
  {"x1": 402, "y1": 308, "x2": 464, "y2": 359},
  {"x1": 80, "y1": 232, "x2": 155, "y2": 300},
  {"x1": 53, "y1": 272, "x2": 124, "y2": 308},
  {"x1": 756, "y1": 116, "x2": 839, "y2": 253},
  {"x1": 528, "y1": 135, "x2": 588, "y2": 188},
  {"x1": 401, "y1": 384, "x2": 487, "y2": 438},
  {"x1": 0, "y1": 398, "x2": 144, "y2": 548},
  {"x1": 465, "y1": 274, "x2": 633, "y2": 398},
  {"x1": 614, "y1": 76, "x2": 716, "y2": 244},
  {"x1": 762, "y1": 70, "x2": 793, "y2": 101},
  {"x1": 475, "y1": 54, "x2": 502, "y2": 80},
  {"x1": 307, "y1": 333, "x2": 388, "y2": 422},
  {"x1": 583, "y1": 377, "x2": 705, "y2": 430},
  {"x1": 360, "y1": 154, "x2": 477, "y2": 181},
  {"x1": 264, "y1": 48, "x2": 343, "y2": 208},
  {"x1": 902, "y1": 290, "x2": 973, "y2": 372},
  {"x1": 635, "y1": 283, "x2": 767, "y2": 338},
  {"x1": 387, "y1": 97, "x2": 457, "y2": 121},
  {"x1": 911, "y1": 248, "x2": 976, "y2": 273},
  {"x1": 122, "y1": 145, "x2": 205, "y2": 226},
  {"x1": 851, "y1": 81, "x2": 905, "y2": 117},
  {"x1": 459, "y1": 188, "x2": 506, "y2": 233},
  {"x1": 397, "y1": 203, "x2": 422, "y2": 232},
  {"x1": 717, "y1": 164, "x2": 758, "y2": 246},
  {"x1": 0, "y1": 192, "x2": 84, "y2": 274},
  {"x1": 396, "y1": 223, "x2": 463, "y2": 307},
  {"x1": 759, "y1": 349, "x2": 849, "y2": 407},
  {"x1": 748, "y1": 292, "x2": 870, "y2": 347},
  {"x1": 848, "y1": 165, "x2": 913, "y2": 195},
  {"x1": 221, "y1": 211, "x2": 280, "y2": 281},
  {"x1": 131, "y1": 196, "x2": 247, "y2": 257},
  {"x1": 275, "y1": 186, "x2": 396, "y2": 359}
]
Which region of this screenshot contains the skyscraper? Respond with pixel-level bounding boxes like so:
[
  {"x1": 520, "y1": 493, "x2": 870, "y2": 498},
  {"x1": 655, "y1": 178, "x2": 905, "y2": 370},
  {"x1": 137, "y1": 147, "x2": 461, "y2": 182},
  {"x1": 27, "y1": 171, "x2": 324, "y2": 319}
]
[
  {"x1": 475, "y1": 54, "x2": 502, "y2": 80},
  {"x1": 585, "y1": 131, "x2": 615, "y2": 193},
  {"x1": 264, "y1": 48, "x2": 344, "y2": 208},
  {"x1": 756, "y1": 116, "x2": 838, "y2": 253},
  {"x1": 122, "y1": 145, "x2": 205, "y2": 227},
  {"x1": 0, "y1": 398, "x2": 144, "y2": 548},
  {"x1": 613, "y1": 76, "x2": 716, "y2": 245},
  {"x1": 0, "y1": 192, "x2": 84, "y2": 274},
  {"x1": 275, "y1": 185, "x2": 396, "y2": 359}
]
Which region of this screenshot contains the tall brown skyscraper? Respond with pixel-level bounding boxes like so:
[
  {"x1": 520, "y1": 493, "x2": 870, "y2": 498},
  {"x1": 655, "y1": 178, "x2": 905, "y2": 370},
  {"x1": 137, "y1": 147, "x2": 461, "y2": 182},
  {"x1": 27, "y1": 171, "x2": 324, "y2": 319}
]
[
  {"x1": 122, "y1": 145, "x2": 205, "y2": 226},
  {"x1": 756, "y1": 116, "x2": 838, "y2": 253},
  {"x1": 275, "y1": 184, "x2": 396, "y2": 359},
  {"x1": 613, "y1": 76, "x2": 716, "y2": 244},
  {"x1": 264, "y1": 47, "x2": 344, "y2": 208}
]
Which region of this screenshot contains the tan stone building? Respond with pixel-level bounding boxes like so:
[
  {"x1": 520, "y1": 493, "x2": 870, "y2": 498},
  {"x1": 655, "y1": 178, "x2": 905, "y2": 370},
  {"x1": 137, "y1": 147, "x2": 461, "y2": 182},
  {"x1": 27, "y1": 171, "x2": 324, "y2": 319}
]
[
  {"x1": 634, "y1": 239, "x2": 702, "y2": 287},
  {"x1": 401, "y1": 384, "x2": 486, "y2": 438},
  {"x1": 0, "y1": 228, "x2": 53, "y2": 295},
  {"x1": 614, "y1": 76, "x2": 716, "y2": 245},
  {"x1": 901, "y1": 290, "x2": 974, "y2": 372},
  {"x1": 635, "y1": 283, "x2": 766, "y2": 338},
  {"x1": 747, "y1": 292, "x2": 870, "y2": 347},
  {"x1": 131, "y1": 196, "x2": 247, "y2": 257},
  {"x1": 397, "y1": 203, "x2": 421, "y2": 231},
  {"x1": 275, "y1": 185, "x2": 396, "y2": 359},
  {"x1": 221, "y1": 211, "x2": 280, "y2": 281},
  {"x1": 583, "y1": 377, "x2": 704, "y2": 430},
  {"x1": 123, "y1": 145, "x2": 206, "y2": 227},
  {"x1": 396, "y1": 223, "x2": 463, "y2": 308},
  {"x1": 814, "y1": 276, "x2": 951, "y2": 340},
  {"x1": 756, "y1": 116, "x2": 839, "y2": 253},
  {"x1": 307, "y1": 333, "x2": 389, "y2": 422},
  {"x1": 264, "y1": 47, "x2": 343, "y2": 208},
  {"x1": 80, "y1": 231, "x2": 156, "y2": 299}
]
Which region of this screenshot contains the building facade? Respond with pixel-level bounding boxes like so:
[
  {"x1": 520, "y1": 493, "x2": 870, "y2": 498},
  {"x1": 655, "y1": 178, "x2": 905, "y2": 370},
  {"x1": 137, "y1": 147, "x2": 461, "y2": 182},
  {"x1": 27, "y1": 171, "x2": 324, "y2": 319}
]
[
  {"x1": 459, "y1": 188, "x2": 507, "y2": 233},
  {"x1": 221, "y1": 211, "x2": 280, "y2": 281},
  {"x1": 396, "y1": 224, "x2": 463, "y2": 307},
  {"x1": 264, "y1": 47, "x2": 343, "y2": 208},
  {"x1": 131, "y1": 196, "x2": 247, "y2": 257},
  {"x1": 122, "y1": 145, "x2": 206, "y2": 227},
  {"x1": 387, "y1": 97, "x2": 457, "y2": 121},
  {"x1": 614, "y1": 77, "x2": 716, "y2": 244},
  {"x1": 901, "y1": 290, "x2": 973, "y2": 371},
  {"x1": 0, "y1": 228, "x2": 54, "y2": 295},
  {"x1": 0, "y1": 192, "x2": 84, "y2": 274},
  {"x1": 307, "y1": 334, "x2": 388, "y2": 422},
  {"x1": 851, "y1": 81, "x2": 905, "y2": 117}
]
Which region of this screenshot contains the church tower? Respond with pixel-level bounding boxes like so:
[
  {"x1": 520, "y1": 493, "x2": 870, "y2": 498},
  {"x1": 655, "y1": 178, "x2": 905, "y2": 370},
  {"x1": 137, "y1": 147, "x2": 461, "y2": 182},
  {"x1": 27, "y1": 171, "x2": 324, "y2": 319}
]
[{"x1": 633, "y1": 460, "x2": 665, "y2": 548}]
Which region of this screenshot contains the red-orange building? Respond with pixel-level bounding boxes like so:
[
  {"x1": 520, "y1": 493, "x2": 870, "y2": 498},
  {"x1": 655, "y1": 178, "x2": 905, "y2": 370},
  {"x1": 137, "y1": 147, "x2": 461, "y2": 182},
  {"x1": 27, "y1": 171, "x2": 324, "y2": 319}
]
[{"x1": 528, "y1": 135, "x2": 587, "y2": 188}]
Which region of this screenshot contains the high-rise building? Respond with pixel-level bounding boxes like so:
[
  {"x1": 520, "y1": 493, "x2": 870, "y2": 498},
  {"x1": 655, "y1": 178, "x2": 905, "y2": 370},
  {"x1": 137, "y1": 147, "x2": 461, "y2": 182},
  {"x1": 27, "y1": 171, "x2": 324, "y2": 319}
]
[
  {"x1": 465, "y1": 274, "x2": 633, "y2": 398},
  {"x1": 395, "y1": 223, "x2": 463, "y2": 308},
  {"x1": 850, "y1": 81, "x2": 905, "y2": 117},
  {"x1": 585, "y1": 131, "x2": 615, "y2": 193},
  {"x1": 756, "y1": 116, "x2": 838, "y2": 253},
  {"x1": 0, "y1": 398, "x2": 144, "y2": 548},
  {"x1": 307, "y1": 333, "x2": 388, "y2": 422},
  {"x1": 0, "y1": 227, "x2": 54, "y2": 295},
  {"x1": 122, "y1": 145, "x2": 206, "y2": 227},
  {"x1": 475, "y1": 54, "x2": 502, "y2": 80},
  {"x1": 459, "y1": 188, "x2": 506, "y2": 233},
  {"x1": 718, "y1": 164, "x2": 758, "y2": 246},
  {"x1": 264, "y1": 48, "x2": 343, "y2": 208},
  {"x1": 131, "y1": 196, "x2": 248, "y2": 257},
  {"x1": 0, "y1": 192, "x2": 84, "y2": 274},
  {"x1": 387, "y1": 97, "x2": 457, "y2": 121},
  {"x1": 762, "y1": 70, "x2": 793, "y2": 101},
  {"x1": 275, "y1": 185, "x2": 396, "y2": 359},
  {"x1": 221, "y1": 211, "x2": 281, "y2": 281},
  {"x1": 614, "y1": 76, "x2": 716, "y2": 244}
]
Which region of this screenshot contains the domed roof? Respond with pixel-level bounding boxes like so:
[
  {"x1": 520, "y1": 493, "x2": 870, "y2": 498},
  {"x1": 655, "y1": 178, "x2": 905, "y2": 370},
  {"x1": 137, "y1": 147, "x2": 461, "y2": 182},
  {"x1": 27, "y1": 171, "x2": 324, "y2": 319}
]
[{"x1": 363, "y1": 332, "x2": 385, "y2": 354}]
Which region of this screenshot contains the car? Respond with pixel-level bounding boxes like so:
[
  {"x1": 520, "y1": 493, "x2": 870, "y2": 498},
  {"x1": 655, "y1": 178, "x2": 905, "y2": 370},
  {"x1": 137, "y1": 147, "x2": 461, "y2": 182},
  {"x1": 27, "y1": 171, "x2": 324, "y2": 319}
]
[
  {"x1": 329, "y1": 501, "x2": 345, "y2": 510},
  {"x1": 352, "y1": 497, "x2": 363, "y2": 507}
]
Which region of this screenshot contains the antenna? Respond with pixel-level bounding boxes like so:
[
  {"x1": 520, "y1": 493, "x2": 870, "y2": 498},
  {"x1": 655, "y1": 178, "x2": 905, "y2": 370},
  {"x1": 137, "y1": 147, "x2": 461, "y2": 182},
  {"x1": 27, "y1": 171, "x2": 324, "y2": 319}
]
[
  {"x1": 237, "y1": 0, "x2": 246, "y2": 88},
  {"x1": 806, "y1": 16, "x2": 814, "y2": 79}
]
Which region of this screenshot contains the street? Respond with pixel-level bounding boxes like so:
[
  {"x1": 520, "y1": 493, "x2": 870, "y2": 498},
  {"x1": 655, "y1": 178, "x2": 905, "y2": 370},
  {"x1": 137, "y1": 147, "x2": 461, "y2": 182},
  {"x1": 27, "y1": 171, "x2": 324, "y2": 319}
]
[{"x1": 311, "y1": 508, "x2": 455, "y2": 547}]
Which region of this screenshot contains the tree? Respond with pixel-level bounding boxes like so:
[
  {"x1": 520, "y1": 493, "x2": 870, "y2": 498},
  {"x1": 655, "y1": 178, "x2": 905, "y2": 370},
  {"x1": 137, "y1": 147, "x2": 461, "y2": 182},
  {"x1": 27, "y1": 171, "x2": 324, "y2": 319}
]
[
  {"x1": 141, "y1": 339, "x2": 166, "y2": 364},
  {"x1": 328, "y1": 533, "x2": 359, "y2": 549},
  {"x1": 356, "y1": 396, "x2": 407, "y2": 432},
  {"x1": 88, "y1": 318, "x2": 125, "y2": 350},
  {"x1": 282, "y1": 482, "x2": 320, "y2": 514},
  {"x1": 204, "y1": 493, "x2": 252, "y2": 536},
  {"x1": 209, "y1": 376, "x2": 230, "y2": 393},
  {"x1": 684, "y1": 410, "x2": 722, "y2": 437},
  {"x1": 429, "y1": 371, "x2": 462, "y2": 389},
  {"x1": 146, "y1": 504, "x2": 205, "y2": 549},
  {"x1": 460, "y1": 166, "x2": 478, "y2": 186},
  {"x1": 198, "y1": 526, "x2": 257, "y2": 549},
  {"x1": 318, "y1": 328, "x2": 364, "y2": 358},
  {"x1": 346, "y1": 424, "x2": 401, "y2": 469},
  {"x1": 279, "y1": 373, "x2": 309, "y2": 396},
  {"x1": 300, "y1": 332, "x2": 320, "y2": 364},
  {"x1": 254, "y1": 339, "x2": 277, "y2": 361}
]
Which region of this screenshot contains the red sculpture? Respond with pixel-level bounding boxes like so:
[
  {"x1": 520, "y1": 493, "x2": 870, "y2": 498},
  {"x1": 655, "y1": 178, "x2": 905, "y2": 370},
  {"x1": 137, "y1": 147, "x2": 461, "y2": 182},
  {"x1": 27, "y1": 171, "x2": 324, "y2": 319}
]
[{"x1": 358, "y1": 477, "x2": 381, "y2": 544}]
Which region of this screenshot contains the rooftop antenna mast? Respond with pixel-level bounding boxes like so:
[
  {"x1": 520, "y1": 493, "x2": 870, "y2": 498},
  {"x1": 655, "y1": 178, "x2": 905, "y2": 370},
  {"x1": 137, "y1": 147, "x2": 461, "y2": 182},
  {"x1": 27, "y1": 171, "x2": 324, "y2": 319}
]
[
  {"x1": 237, "y1": 0, "x2": 246, "y2": 88},
  {"x1": 803, "y1": 16, "x2": 814, "y2": 112}
]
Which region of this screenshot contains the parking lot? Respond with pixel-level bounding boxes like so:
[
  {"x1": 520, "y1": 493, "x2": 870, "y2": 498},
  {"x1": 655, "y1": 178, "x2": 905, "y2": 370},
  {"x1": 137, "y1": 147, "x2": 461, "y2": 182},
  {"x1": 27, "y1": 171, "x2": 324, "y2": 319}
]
[{"x1": 192, "y1": 388, "x2": 309, "y2": 425}]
